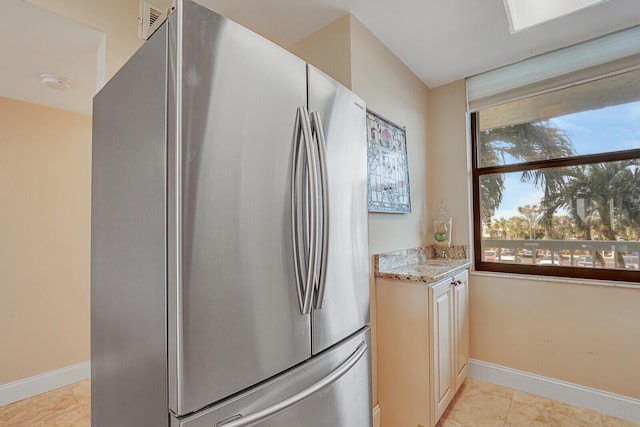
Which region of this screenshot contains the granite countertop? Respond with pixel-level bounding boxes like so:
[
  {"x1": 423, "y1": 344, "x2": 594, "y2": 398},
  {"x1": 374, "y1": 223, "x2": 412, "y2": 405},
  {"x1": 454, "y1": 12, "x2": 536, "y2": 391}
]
[{"x1": 373, "y1": 245, "x2": 471, "y2": 284}]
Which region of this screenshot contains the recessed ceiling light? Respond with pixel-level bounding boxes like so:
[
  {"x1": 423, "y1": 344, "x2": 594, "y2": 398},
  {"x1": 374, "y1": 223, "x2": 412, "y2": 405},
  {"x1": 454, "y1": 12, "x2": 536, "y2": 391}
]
[
  {"x1": 40, "y1": 73, "x2": 72, "y2": 91},
  {"x1": 504, "y1": 0, "x2": 609, "y2": 33}
]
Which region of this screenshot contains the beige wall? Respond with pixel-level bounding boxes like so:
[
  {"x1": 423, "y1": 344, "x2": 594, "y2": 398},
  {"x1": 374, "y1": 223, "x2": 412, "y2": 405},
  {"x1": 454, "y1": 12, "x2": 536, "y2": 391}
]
[
  {"x1": 289, "y1": 15, "x2": 431, "y2": 411},
  {"x1": 471, "y1": 275, "x2": 640, "y2": 399},
  {"x1": 429, "y1": 80, "x2": 640, "y2": 400},
  {"x1": 0, "y1": 97, "x2": 91, "y2": 383},
  {"x1": 289, "y1": 15, "x2": 352, "y2": 89},
  {"x1": 350, "y1": 16, "x2": 431, "y2": 254},
  {"x1": 428, "y1": 80, "x2": 470, "y2": 245},
  {"x1": 350, "y1": 17, "x2": 430, "y2": 413}
]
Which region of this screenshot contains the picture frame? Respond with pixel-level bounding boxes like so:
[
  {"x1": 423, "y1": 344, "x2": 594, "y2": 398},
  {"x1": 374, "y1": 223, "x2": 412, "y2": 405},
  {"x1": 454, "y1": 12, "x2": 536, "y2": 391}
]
[{"x1": 366, "y1": 109, "x2": 412, "y2": 214}]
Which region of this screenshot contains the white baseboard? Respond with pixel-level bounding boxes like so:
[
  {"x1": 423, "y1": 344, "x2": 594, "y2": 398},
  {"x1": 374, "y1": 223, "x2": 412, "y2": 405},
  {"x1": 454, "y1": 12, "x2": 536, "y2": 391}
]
[
  {"x1": 0, "y1": 361, "x2": 90, "y2": 406},
  {"x1": 469, "y1": 359, "x2": 640, "y2": 424}
]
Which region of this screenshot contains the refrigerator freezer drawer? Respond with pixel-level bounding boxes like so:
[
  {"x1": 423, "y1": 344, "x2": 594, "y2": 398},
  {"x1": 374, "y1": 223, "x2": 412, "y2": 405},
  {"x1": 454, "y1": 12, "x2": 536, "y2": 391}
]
[{"x1": 171, "y1": 328, "x2": 372, "y2": 427}]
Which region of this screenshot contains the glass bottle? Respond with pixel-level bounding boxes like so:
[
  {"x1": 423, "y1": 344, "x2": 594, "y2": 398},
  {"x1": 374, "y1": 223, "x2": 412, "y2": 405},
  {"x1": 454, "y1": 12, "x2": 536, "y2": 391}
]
[{"x1": 433, "y1": 201, "x2": 453, "y2": 257}]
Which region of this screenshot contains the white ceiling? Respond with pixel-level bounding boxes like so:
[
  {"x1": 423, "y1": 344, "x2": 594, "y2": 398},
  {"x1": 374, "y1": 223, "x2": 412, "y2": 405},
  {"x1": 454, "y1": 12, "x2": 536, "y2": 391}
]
[
  {"x1": 200, "y1": 0, "x2": 640, "y2": 88},
  {"x1": 1, "y1": 0, "x2": 104, "y2": 115},
  {"x1": 5, "y1": 0, "x2": 640, "y2": 115}
]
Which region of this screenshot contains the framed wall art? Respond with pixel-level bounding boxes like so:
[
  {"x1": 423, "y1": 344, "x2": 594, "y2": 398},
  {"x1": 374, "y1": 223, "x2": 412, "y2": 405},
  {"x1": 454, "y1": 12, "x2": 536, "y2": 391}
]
[{"x1": 366, "y1": 110, "x2": 412, "y2": 214}]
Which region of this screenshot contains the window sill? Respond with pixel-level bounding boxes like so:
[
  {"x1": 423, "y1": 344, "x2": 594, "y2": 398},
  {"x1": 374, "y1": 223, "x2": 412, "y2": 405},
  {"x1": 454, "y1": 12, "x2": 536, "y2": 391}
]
[{"x1": 470, "y1": 269, "x2": 640, "y2": 290}]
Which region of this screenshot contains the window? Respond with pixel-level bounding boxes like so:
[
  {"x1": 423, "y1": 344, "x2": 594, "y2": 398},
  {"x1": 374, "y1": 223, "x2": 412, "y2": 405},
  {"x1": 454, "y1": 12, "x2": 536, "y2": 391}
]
[
  {"x1": 472, "y1": 67, "x2": 640, "y2": 281},
  {"x1": 503, "y1": 0, "x2": 607, "y2": 33}
]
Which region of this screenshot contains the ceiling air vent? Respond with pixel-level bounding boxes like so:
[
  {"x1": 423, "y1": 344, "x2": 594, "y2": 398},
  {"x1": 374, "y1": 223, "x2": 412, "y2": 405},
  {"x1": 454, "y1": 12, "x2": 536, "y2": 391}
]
[{"x1": 138, "y1": 1, "x2": 173, "y2": 40}]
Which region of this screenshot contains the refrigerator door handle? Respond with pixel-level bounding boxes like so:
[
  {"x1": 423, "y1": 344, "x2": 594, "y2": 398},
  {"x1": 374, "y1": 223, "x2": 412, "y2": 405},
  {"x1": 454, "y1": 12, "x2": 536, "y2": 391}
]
[
  {"x1": 217, "y1": 341, "x2": 368, "y2": 427},
  {"x1": 290, "y1": 107, "x2": 305, "y2": 313},
  {"x1": 291, "y1": 106, "x2": 317, "y2": 315},
  {"x1": 310, "y1": 112, "x2": 329, "y2": 309}
]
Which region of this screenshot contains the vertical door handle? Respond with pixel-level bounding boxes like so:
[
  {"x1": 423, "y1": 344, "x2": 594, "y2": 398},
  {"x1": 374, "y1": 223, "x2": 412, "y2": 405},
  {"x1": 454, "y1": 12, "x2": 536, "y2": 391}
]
[
  {"x1": 291, "y1": 106, "x2": 318, "y2": 315},
  {"x1": 291, "y1": 108, "x2": 305, "y2": 313},
  {"x1": 310, "y1": 112, "x2": 329, "y2": 309}
]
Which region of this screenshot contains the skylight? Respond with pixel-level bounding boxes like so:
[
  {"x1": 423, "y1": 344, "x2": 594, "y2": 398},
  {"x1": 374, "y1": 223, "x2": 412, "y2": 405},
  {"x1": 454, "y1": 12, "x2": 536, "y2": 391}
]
[{"x1": 504, "y1": 0, "x2": 609, "y2": 33}]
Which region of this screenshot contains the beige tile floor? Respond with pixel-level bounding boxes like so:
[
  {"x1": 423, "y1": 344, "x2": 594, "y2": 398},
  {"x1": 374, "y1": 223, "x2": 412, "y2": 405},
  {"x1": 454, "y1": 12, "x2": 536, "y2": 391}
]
[
  {"x1": 437, "y1": 377, "x2": 639, "y2": 427},
  {"x1": 0, "y1": 377, "x2": 638, "y2": 426},
  {"x1": 0, "y1": 380, "x2": 90, "y2": 427}
]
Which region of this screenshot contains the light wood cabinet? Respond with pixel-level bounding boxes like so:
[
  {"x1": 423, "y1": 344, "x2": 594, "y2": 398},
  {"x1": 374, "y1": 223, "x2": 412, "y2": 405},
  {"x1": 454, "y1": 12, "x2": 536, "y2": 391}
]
[
  {"x1": 429, "y1": 270, "x2": 469, "y2": 425},
  {"x1": 453, "y1": 272, "x2": 469, "y2": 390},
  {"x1": 429, "y1": 278, "x2": 455, "y2": 423},
  {"x1": 377, "y1": 269, "x2": 469, "y2": 427}
]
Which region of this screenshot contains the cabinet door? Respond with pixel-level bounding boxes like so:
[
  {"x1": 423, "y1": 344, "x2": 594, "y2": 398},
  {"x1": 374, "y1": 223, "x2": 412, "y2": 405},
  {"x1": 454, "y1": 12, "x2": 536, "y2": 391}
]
[
  {"x1": 430, "y1": 280, "x2": 454, "y2": 424},
  {"x1": 453, "y1": 271, "x2": 469, "y2": 390}
]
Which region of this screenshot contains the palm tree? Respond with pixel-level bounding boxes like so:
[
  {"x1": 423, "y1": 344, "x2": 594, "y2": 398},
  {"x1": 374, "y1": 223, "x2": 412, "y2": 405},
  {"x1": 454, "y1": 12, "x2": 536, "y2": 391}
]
[
  {"x1": 495, "y1": 217, "x2": 509, "y2": 239},
  {"x1": 546, "y1": 159, "x2": 640, "y2": 267},
  {"x1": 479, "y1": 121, "x2": 576, "y2": 222},
  {"x1": 480, "y1": 121, "x2": 575, "y2": 166},
  {"x1": 517, "y1": 204, "x2": 543, "y2": 240},
  {"x1": 550, "y1": 215, "x2": 578, "y2": 240},
  {"x1": 507, "y1": 216, "x2": 530, "y2": 239},
  {"x1": 480, "y1": 120, "x2": 640, "y2": 269},
  {"x1": 478, "y1": 147, "x2": 504, "y2": 224}
]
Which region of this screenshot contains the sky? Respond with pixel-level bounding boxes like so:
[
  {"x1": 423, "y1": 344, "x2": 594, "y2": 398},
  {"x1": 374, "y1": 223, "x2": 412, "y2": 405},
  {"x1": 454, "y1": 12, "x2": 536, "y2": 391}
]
[{"x1": 491, "y1": 101, "x2": 640, "y2": 221}]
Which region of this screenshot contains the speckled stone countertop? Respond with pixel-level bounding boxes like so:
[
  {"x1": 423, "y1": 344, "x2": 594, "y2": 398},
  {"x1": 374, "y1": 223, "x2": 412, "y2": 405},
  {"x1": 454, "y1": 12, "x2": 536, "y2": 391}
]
[{"x1": 373, "y1": 245, "x2": 471, "y2": 284}]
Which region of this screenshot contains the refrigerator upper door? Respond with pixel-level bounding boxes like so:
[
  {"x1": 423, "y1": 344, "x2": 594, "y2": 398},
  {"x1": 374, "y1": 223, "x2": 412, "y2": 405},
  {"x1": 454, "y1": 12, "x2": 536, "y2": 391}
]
[
  {"x1": 169, "y1": 1, "x2": 310, "y2": 415},
  {"x1": 308, "y1": 66, "x2": 370, "y2": 354}
]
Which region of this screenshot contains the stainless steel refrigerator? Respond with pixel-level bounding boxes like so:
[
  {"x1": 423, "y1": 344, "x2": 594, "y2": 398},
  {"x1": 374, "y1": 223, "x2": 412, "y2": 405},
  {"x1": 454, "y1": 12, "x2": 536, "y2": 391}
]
[{"x1": 91, "y1": 1, "x2": 371, "y2": 426}]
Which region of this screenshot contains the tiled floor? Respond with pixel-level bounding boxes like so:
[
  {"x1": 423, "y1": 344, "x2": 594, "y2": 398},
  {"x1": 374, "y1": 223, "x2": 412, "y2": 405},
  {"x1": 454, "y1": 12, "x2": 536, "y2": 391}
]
[
  {"x1": 437, "y1": 377, "x2": 639, "y2": 427},
  {"x1": 0, "y1": 377, "x2": 637, "y2": 426},
  {"x1": 0, "y1": 380, "x2": 90, "y2": 427}
]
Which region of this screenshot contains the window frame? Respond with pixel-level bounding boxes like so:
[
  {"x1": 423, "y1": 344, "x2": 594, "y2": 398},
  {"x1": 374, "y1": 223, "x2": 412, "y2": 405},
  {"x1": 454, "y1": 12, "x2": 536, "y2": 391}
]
[{"x1": 471, "y1": 113, "x2": 640, "y2": 282}]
